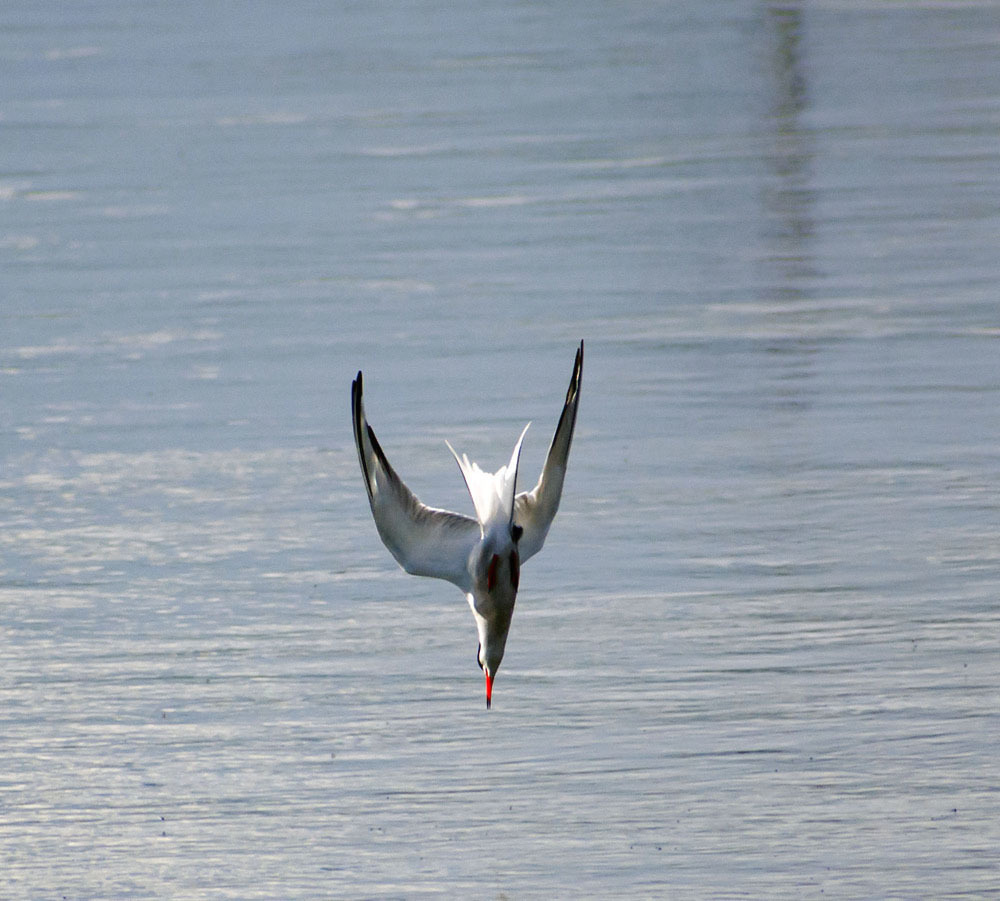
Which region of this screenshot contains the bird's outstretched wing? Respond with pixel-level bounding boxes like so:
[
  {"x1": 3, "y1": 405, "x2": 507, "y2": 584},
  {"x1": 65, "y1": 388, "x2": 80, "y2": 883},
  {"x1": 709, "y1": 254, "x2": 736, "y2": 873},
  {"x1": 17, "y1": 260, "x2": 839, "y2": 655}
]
[
  {"x1": 514, "y1": 340, "x2": 583, "y2": 564},
  {"x1": 352, "y1": 372, "x2": 480, "y2": 592}
]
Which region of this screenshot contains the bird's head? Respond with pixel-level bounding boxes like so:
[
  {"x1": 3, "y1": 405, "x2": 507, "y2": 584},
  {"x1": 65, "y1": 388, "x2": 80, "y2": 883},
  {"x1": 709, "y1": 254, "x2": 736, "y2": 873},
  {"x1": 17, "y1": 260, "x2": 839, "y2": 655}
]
[
  {"x1": 477, "y1": 643, "x2": 504, "y2": 710},
  {"x1": 476, "y1": 523, "x2": 523, "y2": 709}
]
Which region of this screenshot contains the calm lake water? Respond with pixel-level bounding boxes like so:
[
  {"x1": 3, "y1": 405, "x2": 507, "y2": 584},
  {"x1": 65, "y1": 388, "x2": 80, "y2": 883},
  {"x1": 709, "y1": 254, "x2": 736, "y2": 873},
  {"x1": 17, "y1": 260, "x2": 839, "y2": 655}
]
[{"x1": 3, "y1": 1, "x2": 999, "y2": 898}]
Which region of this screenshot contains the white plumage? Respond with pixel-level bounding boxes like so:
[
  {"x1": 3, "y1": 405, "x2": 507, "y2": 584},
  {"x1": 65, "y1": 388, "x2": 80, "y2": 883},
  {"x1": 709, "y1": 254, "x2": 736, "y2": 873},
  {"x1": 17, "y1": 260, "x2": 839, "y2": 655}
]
[{"x1": 351, "y1": 341, "x2": 583, "y2": 708}]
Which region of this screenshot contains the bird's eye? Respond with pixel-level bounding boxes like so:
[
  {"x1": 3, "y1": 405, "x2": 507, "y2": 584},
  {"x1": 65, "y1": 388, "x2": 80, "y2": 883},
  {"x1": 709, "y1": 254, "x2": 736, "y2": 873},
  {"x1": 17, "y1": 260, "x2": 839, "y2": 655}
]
[
  {"x1": 476, "y1": 643, "x2": 484, "y2": 671},
  {"x1": 511, "y1": 524, "x2": 523, "y2": 543}
]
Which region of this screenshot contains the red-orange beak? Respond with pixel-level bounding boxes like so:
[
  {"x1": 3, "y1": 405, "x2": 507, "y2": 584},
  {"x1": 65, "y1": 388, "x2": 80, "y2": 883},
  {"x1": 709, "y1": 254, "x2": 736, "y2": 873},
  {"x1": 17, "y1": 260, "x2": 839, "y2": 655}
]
[{"x1": 485, "y1": 670, "x2": 494, "y2": 709}]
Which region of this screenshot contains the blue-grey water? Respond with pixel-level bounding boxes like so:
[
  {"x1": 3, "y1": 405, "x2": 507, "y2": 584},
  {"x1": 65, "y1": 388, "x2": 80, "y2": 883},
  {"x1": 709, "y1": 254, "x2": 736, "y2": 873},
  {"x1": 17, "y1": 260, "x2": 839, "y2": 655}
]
[{"x1": 3, "y1": 2, "x2": 999, "y2": 898}]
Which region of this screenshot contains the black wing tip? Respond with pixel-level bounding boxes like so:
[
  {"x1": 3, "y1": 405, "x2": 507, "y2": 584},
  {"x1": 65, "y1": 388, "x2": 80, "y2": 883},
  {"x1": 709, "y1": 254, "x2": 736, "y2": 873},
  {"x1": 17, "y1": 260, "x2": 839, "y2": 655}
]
[
  {"x1": 350, "y1": 368, "x2": 393, "y2": 475},
  {"x1": 351, "y1": 372, "x2": 364, "y2": 417},
  {"x1": 549, "y1": 338, "x2": 582, "y2": 442},
  {"x1": 351, "y1": 370, "x2": 363, "y2": 429},
  {"x1": 351, "y1": 370, "x2": 376, "y2": 503},
  {"x1": 567, "y1": 339, "x2": 583, "y2": 403},
  {"x1": 352, "y1": 370, "x2": 397, "y2": 492}
]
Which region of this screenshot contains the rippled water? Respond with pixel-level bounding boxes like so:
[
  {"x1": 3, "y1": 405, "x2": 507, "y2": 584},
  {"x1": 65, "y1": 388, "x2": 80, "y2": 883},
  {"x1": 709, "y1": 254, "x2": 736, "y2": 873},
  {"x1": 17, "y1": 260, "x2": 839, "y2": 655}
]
[{"x1": 3, "y1": 2, "x2": 999, "y2": 898}]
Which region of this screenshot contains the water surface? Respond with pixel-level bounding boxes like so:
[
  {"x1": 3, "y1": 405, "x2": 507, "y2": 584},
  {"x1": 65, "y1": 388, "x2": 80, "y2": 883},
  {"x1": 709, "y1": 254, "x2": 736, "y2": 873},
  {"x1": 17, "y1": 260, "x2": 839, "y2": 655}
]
[{"x1": 2, "y1": 2, "x2": 999, "y2": 897}]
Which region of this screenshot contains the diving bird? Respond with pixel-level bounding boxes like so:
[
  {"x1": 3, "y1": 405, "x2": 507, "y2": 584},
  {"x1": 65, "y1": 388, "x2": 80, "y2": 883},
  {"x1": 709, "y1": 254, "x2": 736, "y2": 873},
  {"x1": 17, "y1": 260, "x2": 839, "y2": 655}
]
[{"x1": 351, "y1": 341, "x2": 583, "y2": 709}]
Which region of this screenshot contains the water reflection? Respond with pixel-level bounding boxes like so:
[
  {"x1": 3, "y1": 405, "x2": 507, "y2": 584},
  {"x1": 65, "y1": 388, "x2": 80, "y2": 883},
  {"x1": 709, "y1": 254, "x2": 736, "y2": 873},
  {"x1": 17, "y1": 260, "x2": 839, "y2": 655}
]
[
  {"x1": 743, "y1": 4, "x2": 822, "y2": 418},
  {"x1": 759, "y1": 4, "x2": 818, "y2": 304}
]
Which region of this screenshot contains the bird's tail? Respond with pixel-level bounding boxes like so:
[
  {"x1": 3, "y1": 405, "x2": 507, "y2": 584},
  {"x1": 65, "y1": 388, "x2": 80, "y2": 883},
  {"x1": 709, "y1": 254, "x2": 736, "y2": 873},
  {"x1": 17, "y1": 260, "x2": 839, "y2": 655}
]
[{"x1": 447, "y1": 423, "x2": 529, "y2": 532}]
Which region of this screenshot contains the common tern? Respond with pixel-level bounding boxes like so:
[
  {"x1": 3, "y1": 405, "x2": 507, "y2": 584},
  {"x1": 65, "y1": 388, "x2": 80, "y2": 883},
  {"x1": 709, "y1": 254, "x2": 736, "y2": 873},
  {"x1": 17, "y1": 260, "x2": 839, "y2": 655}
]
[{"x1": 351, "y1": 341, "x2": 583, "y2": 708}]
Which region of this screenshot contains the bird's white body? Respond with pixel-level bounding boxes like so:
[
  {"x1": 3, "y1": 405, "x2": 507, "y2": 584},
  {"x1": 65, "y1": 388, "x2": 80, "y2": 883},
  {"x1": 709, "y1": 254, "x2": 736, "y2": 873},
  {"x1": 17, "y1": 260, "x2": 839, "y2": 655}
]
[{"x1": 351, "y1": 341, "x2": 582, "y2": 708}]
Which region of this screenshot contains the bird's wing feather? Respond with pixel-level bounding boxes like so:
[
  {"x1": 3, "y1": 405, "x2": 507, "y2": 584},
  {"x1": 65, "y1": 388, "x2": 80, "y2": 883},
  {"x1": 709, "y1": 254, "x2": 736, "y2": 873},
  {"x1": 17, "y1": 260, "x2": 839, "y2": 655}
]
[
  {"x1": 514, "y1": 340, "x2": 583, "y2": 564},
  {"x1": 352, "y1": 372, "x2": 479, "y2": 592}
]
